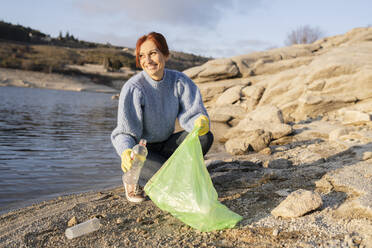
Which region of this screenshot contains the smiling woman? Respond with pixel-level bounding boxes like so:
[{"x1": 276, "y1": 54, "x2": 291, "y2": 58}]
[
  {"x1": 111, "y1": 32, "x2": 214, "y2": 203},
  {"x1": 136, "y1": 32, "x2": 169, "y2": 81}
]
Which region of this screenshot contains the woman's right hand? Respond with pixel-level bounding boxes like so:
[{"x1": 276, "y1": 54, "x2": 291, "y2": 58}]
[{"x1": 121, "y1": 149, "x2": 133, "y2": 172}]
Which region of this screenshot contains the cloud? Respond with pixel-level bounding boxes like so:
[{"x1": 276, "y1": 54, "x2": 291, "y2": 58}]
[
  {"x1": 234, "y1": 39, "x2": 272, "y2": 48},
  {"x1": 74, "y1": 0, "x2": 266, "y2": 57},
  {"x1": 75, "y1": 0, "x2": 262, "y2": 28},
  {"x1": 170, "y1": 36, "x2": 272, "y2": 58}
]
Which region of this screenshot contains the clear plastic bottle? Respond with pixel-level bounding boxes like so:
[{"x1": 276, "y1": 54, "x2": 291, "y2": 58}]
[
  {"x1": 65, "y1": 217, "x2": 100, "y2": 239},
  {"x1": 124, "y1": 139, "x2": 148, "y2": 185}
]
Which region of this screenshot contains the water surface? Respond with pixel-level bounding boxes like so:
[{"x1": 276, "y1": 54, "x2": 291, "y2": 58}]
[{"x1": 0, "y1": 86, "x2": 121, "y2": 214}]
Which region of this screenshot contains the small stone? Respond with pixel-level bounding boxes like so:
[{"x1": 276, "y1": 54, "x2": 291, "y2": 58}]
[
  {"x1": 67, "y1": 216, "x2": 78, "y2": 227},
  {"x1": 362, "y1": 151, "x2": 372, "y2": 161},
  {"x1": 275, "y1": 189, "x2": 292, "y2": 197},
  {"x1": 259, "y1": 147, "x2": 272, "y2": 155},
  {"x1": 272, "y1": 229, "x2": 279, "y2": 236},
  {"x1": 116, "y1": 217, "x2": 124, "y2": 224},
  {"x1": 136, "y1": 217, "x2": 141, "y2": 223}
]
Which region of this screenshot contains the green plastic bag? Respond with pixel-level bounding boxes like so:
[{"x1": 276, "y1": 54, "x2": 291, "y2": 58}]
[{"x1": 144, "y1": 127, "x2": 243, "y2": 232}]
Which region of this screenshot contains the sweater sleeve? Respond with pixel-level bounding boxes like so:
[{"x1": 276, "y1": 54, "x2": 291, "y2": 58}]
[
  {"x1": 177, "y1": 74, "x2": 209, "y2": 132},
  {"x1": 111, "y1": 84, "x2": 143, "y2": 156}
]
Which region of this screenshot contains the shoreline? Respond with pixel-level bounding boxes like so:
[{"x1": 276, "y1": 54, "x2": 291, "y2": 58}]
[
  {"x1": 1, "y1": 68, "x2": 372, "y2": 246},
  {"x1": 0, "y1": 67, "x2": 119, "y2": 94},
  {"x1": 1, "y1": 118, "x2": 372, "y2": 246}
]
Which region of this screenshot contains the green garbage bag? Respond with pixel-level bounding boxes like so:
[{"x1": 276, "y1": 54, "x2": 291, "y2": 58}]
[{"x1": 144, "y1": 126, "x2": 243, "y2": 232}]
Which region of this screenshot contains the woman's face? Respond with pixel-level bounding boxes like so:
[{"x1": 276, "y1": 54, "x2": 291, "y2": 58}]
[{"x1": 139, "y1": 40, "x2": 168, "y2": 81}]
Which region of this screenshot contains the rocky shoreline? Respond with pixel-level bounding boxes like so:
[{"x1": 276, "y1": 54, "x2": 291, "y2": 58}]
[
  {"x1": 1, "y1": 117, "x2": 371, "y2": 247},
  {"x1": 1, "y1": 27, "x2": 372, "y2": 247}
]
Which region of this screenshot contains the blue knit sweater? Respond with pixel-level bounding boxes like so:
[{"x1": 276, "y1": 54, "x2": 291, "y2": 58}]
[{"x1": 111, "y1": 69, "x2": 208, "y2": 156}]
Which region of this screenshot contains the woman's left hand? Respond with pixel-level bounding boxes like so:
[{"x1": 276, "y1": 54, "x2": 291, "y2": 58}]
[{"x1": 194, "y1": 115, "x2": 209, "y2": 136}]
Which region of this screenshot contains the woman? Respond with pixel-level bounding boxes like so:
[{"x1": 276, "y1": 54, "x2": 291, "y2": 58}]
[{"x1": 111, "y1": 32, "x2": 213, "y2": 203}]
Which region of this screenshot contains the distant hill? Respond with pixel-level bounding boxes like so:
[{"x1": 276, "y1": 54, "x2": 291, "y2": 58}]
[
  {"x1": 0, "y1": 20, "x2": 47, "y2": 43},
  {"x1": 0, "y1": 20, "x2": 211, "y2": 74}
]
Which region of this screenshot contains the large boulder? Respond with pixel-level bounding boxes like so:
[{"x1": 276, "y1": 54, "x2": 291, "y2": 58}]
[
  {"x1": 257, "y1": 41, "x2": 372, "y2": 122},
  {"x1": 185, "y1": 27, "x2": 372, "y2": 155},
  {"x1": 183, "y1": 58, "x2": 239, "y2": 83},
  {"x1": 231, "y1": 44, "x2": 320, "y2": 78}
]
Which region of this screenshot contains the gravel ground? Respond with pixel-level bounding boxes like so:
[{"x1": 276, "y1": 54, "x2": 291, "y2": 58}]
[{"x1": 1, "y1": 126, "x2": 372, "y2": 247}]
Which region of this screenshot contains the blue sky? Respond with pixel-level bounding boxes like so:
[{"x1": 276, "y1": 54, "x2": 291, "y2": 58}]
[{"x1": 1, "y1": 0, "x2": 371, "y2": 58}]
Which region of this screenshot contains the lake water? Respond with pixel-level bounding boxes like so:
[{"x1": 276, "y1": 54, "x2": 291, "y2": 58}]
[{"x1": 0, "y1": 86, "x2": 122, "y2": 214}]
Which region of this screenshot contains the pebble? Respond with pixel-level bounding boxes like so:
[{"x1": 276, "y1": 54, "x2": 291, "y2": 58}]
[
  {"x1": 272, "y1": 229, "x2": 279, "y2": 236},
  {"x1": 259, "y1": 147, "x2": 272, "y2": 155},
  {"x1": 116, "y1": 217, "x2": 124, "y2": 224},
  {"x1": 67, "y1": 216, "x2": 78, "y2": 227},
  {"x1": 362, "y1": 151, "x2": 372, "y2": 161}
]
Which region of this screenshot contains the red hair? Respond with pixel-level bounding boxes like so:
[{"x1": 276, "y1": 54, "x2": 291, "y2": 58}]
[{"x1": 135, "y1": 32, "x2": 169, "y2": 68}]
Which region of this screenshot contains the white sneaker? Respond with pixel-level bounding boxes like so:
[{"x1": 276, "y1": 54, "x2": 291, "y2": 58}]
[{"x1": 124, "y1": 183, "x2": 145, "y2": 203}]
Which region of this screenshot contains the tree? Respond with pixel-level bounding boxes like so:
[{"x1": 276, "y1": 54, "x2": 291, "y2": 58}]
[
  {"x1": 111, "y1": 59, "x2": 123, "y2": 71},
  {"x1": 285, "y1": 25, "x2": 324, "y2": 46}
]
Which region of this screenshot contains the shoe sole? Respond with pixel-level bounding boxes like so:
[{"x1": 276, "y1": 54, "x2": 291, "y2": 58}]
[{"x1": 124, "y1": 182, "x2": 145, "y2": 203}]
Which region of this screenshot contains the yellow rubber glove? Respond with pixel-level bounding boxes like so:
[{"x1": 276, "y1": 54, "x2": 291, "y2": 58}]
[
  {"x1": 121, "y1": 149, "x2": 133, "y2": 172},
  {"x1": 194, "y1": 115, "x2": 209, "y2": 136}
]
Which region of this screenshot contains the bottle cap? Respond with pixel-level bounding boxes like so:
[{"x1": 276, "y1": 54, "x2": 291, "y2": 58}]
[{"x1": 139, "y1": 139, "x2": 147, "y2": 146}]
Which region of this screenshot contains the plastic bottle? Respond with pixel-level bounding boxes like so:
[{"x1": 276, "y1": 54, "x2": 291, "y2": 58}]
[
  {"x1": 124, "y1": 139, "x2": 148, "y2": 185},
  {"x1": 65, "y1": 217, "x2": 100, "y2": 239}
]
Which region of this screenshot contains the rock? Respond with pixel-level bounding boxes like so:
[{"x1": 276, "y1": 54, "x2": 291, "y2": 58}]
[
  {"x1": 241, "y1": 85, "x2": 265, "y2": 111},
  {"x1": 197, "y1": 78, "x2": 248, "y2": 103},
  {"x1": 362, "y1": 152, "x2": 372, "y2": 161},
  {"x1": 307, "y1": 79, "x2": 326, "y2": 91},
  {"x1": 231, "y1": 44, "x2": 319, "y2": 77},
  {"x1": 223, "y1": 119, "x2": 292, "y2": 141},
  {"x1": 259, "y1": 147, "x2": 272, "y2": 155},
  {"x1": 116, "y1": 217, "x2": 124, "y2": 224},
  {"x1": 253, "y1": 56, "x2": 313, "y2": 77},
  {"x1": 316, "y1": 161, "x2": 372, "y2": 219},
  {"x1": 215, "y1": 85, "x2": 244, "y2": 106},
  {"x1": 258, "y1": 45, "x2": 372, "y2": 122},
  {"x1": 67, "y1": 216, "x2": 78, "y2": 227},
  {"x1": 208, "y1": 105, "x2": 247, "y2": 123},
  {"x1": 328, "y1": 128, "x2": 350, "y2": 141},
  {"x1": 224, "y1": 129, "x2": 271, "y2": 155},
  {"x1": 245, "y1": 105, "x2": 284, "y2": 124},
  {"x1": 271, "y1": 189, "x2": 323, "y2": 218},
  {"x1": 264, "y1": 159, "x2": 293, "y2": 169},
  {"x1": 338, "y1": 109, "x2": 372, "y2": 124},
  {"x1": 184, "y1": 28, "x2": 372, "y2": 124},
  {"x1": 184, "y1": 58, "x2": 239, "y2": 83},
  {"x1": 275, "y1": 189, "x2": 292, "y2": 197}
]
